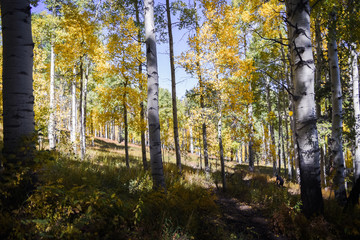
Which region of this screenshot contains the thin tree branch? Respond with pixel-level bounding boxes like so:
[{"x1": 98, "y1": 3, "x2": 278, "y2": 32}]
[
  {"x1": 253, "y1": 30, "x2": 289, "y2": 46},
  {"x1": 259, "y1": 69, "x2": 294, "y2": 98}
]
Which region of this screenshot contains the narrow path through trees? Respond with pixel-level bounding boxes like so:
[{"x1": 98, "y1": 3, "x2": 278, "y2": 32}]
[{"x1": 215, "y1": 190, "x2": 287, "y2": 240}]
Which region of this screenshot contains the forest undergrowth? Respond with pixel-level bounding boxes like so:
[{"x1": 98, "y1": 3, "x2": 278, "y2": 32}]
[{"x1": 1, "y1": 138, "x2": 360, "y2": 240}]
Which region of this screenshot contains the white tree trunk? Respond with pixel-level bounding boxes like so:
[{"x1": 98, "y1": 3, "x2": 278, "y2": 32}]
[
  {"x1": 80, "y1": 64, "x2": 88, "y2": 161},
  {"x1": 328, "y1": 14, "x2": 346, "y2": 203},
  {"x1": 48, "y1": 43, "x2": 56, "y2": 150},
  {"x1": 286, "y1": 0, "x2": 323, "y2": 217},
  {"x1": 352, "y1": 45, "x2": 360, "y2": 182},
  {"x1": 189, "y1": 126, "x2": 194, "y2": 154},
  {"x1": 70, "y1": 68, "x2": 77, "y2": 154},
  {"x1": 145, "y1": 0, "x2": 165, "y2": 189},
  {"x1": 1, "y1": 0, "x2": 35, "y2": 163}
]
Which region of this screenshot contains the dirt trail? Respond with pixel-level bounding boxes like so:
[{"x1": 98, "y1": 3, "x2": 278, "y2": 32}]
[{"x1": 215, "y1": 191, "x2": 286, "y2": 240}]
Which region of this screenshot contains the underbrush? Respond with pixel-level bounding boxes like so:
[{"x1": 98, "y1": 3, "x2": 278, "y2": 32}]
[
  {"x1": 271, "y1": 200, "x2": 360, "y2": 240},
  {"x1": 225, "y1": 168, "x2": 360, "y2": 240},
  {"x1": 0, "y1": 150, "x2": 221, "y2": 239}
]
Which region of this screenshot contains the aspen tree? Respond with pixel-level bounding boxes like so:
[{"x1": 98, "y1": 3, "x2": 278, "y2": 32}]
[
  {"x1": 144, "y1": 0, "x2": 166, "y2": 189},
  {"x1": 328, "y1": 10, "x2": 346, "y2": 204},
  {"x1": 1, "y1": 0, "x2": 35, "y2": 163},
  {"x1": 286, "y1": 0, "x2": 323, "y2": 217}
]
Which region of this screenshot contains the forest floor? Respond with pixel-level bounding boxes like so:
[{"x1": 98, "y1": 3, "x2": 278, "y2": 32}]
[
  {"x1": 2, "y1": 136, "x2": 359, "y2": 239},
  {"x1": 94, "y1": 137, "x2": 289, "y2": 239},
  {"x1": 215, "y1": 191, "x2": 287, "y2": 240}
]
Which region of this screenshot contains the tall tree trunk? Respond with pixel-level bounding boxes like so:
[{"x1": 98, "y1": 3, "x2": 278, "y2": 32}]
[
  {"x1": 193, "y1": 0, "x2": 209, "y2": 173},
  {"x1": 352, "y1": 44, "x2": 360, "y2": 182},
  {"x1": 284, "y1": 97, "x2": 292, "y2": 179},
  {"x1": 71, "y1": 68, "x2": 77, "y2": 154},
  {"x1": 285, "y1": 15, "x2": 300, "y2": 183},
  {"x1": 315, "y1": 14, "x2": 326, "y2": 187},
  {"x1": 286, "y1": 0, "x2": 323, "y2": 217},
  {"x1": 80, "y1": 63, "x2": 88, "y2": 161},
  {"x1": 280, "y1": 38, "x2": 292, "y2": 179},
  {"x1": 166, "y1": 0, "x2": 181, "y2": 171},
  {"x1": 315, "y1": 16, "x2": 323, "y2": 119},
  {"x1": 328, "y1": 11, "x2": 346, "y2": 204},
  {"x1": 144, "y1": 0, "x2": 165, "y2": 189},
  {"x1": 1, "y1": 0, "x2": 35, "y2": 163},
  {"x1": 245, "y1": 143, "x2": 248, "y2": 163},
  {"x1": 266, "y1": 77, "x2": 277, "y2": 175},
  {"x1": 134, "y1": 0, "x2": 147, "y2": 170},
  {"x1": 277, "y1": 91, "x2": 282, "y2": 174},
  {"x1": 218, "y1": 102, "x2": 226, "y2": 191},
  {"x1": 248, "y1": 104, "x2": 254, "y2": 172},
  {"x1": 239, "y1": 144, "x2": 243, "y2": 163},
  {"x1": 189, "y1": 126, "x2": 194, "y2": 154},
  {"x1": 48, "y1": 40, "x2": 56, "y2": 150},
  {"x1": 123, "y1": 88, "x2": 129, "y2": 168}
]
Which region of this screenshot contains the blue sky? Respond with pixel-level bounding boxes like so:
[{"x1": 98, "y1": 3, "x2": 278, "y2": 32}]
[{"x1": 32, "y1": 1, "x2": 197, "y2": 99}]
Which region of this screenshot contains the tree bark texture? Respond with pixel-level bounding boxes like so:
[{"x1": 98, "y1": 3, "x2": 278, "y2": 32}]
[
  {"x1": 80, "y1": 63, "x2": 88, "y2": 161},
  {"x1": 144, "y1": 0, "x2": 165, "y2": 189},
  {"x1": 352, "y1": 45, "x2": 360, "y2": 182},
  {"x1": 1, "y1": 0, "x2": 35, "y2": 163},
  {"x1": 286, "y1": 0, "x2": 323, "y2": 217},
  {"x1": 71, "y1": 68, "x2": 77, "y2": 154},
  {"x1": 266, "y1": 77, "x2": 277, "y2": 175},
  {"x1": 48, "y1": 42, "x2": 56, "y2": 150},
  {"x1": 190, "y1": 126, "x2": 194, "y2": 154},
  {"x1": 328, "y1": 12, "x2": 346, "y2": 204}
]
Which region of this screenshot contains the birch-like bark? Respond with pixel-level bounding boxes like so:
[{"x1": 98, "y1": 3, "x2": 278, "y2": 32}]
[
  {"x1": 352, "y1": 45, "x2": 360, "y2": 182},
  {"x1": 286, "y1": 0, "x2": 323, "y2": 217},
  {"x1": 285, "y1": 14, "x2": 300, "y2": 183},
  {"x1": 284, "y1": 97, "x2": 292, "y2": 179},
  {"x1": 280, "y1": 39, "x2": 292, "y2": 179},
  {"x1": 80, "y1": 63, "x2": 88, "y2": 161},
  {"x1": 328, "y1": 12, "x2": 346, "y2": 203},
  {"x1": 1, "y1": 0, "x2": 35, "y2": 163},
  {"x1": 48, "y1": 42, "x2": 56, "y2": 150},
  {"x1": 266, "y1": 77, "x2": 277, "y2": 175},
  {"x1": 277, "y1": 91, "x2": 282, "y2": 174},
  {"x1": 71, "y1": 68, "x2": 77, "y2": 154},
  {"x1": 280, "y1": 96, "x2": 287, "y2": 176},
  {"x1": 189, "y1": 126, "x2": 194, "y2": 154},
  {"x1": 145, "y1": 0, "x2": 165, "y2": 189}
]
